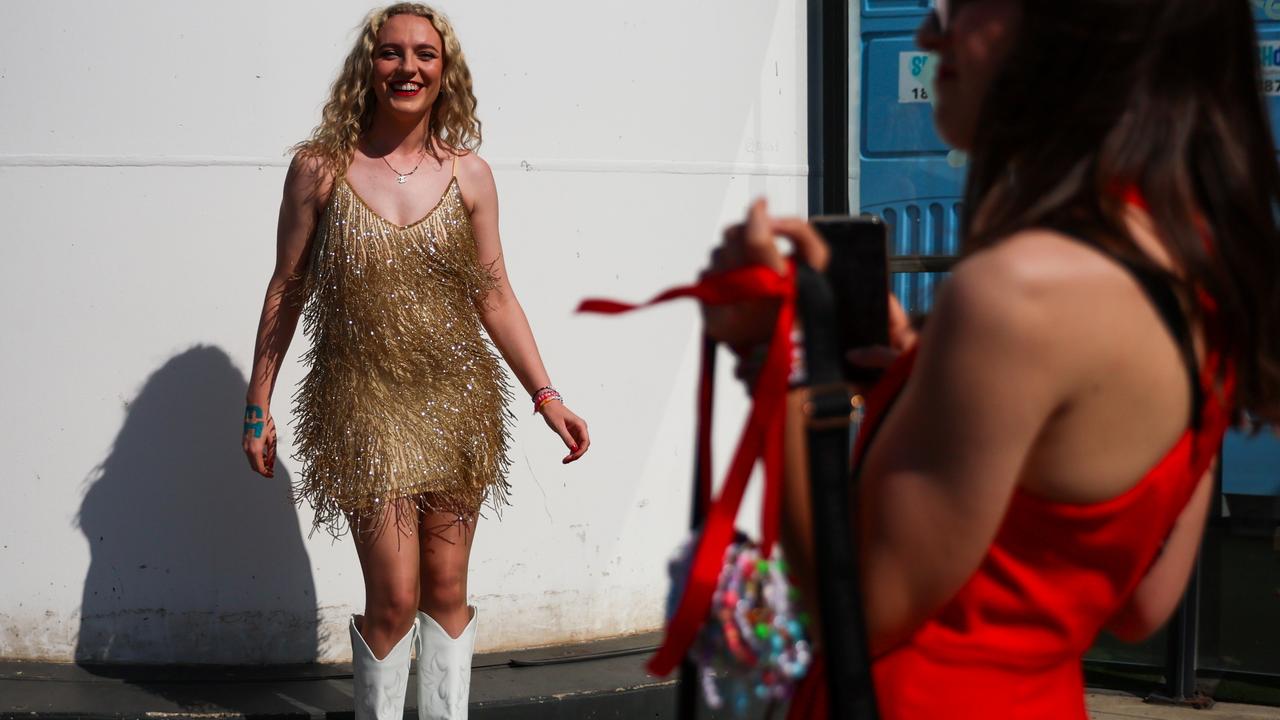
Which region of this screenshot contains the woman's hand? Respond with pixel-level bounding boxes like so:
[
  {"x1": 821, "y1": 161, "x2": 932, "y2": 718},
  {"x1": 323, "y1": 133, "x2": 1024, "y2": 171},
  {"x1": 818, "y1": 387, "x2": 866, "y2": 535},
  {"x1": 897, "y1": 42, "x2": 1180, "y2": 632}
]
[
  {"x1": 702, "y1": 200, "x2": 830, "y2": 391},
  {"x1": 702, "y1": 200, "x2": 831, "y2": 351},
  {"x1": 704, "y1": 199, "x2": 919, "y2": 378},
  {"x1": 242, "y1": 403, "x2": 277, "y2": 478},
  {"x1": 538, "y1": 401, "x2": 590, "y2": 464}
]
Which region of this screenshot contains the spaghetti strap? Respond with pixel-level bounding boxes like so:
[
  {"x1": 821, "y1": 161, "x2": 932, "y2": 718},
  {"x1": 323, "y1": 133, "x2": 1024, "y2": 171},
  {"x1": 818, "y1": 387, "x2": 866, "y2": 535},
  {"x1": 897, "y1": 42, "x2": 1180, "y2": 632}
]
[{"x1": 451, "y1": 154, "x2": 458, "y2": 178}]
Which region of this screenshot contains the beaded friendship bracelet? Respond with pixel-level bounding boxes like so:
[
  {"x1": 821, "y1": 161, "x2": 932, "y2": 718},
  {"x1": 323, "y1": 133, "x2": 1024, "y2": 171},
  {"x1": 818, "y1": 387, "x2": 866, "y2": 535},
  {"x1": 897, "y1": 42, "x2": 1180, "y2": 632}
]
[{"x1": 532, "y1": 386, "x2": 562, "y2": 414}]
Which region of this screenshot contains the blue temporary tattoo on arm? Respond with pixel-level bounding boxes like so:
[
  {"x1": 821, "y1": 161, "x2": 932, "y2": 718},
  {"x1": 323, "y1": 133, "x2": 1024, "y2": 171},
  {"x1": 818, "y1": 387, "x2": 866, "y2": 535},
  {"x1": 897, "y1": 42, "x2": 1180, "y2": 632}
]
[{"x1": 244, "y1": 405, "x2": 265, "y2": 438}]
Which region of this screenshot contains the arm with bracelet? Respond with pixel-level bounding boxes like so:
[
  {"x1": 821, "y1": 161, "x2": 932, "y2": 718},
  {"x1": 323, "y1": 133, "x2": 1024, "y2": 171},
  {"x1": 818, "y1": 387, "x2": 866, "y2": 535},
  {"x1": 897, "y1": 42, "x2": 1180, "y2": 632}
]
[{"x1": 462, "y1": 156, "x2": 589, "y2": 464}]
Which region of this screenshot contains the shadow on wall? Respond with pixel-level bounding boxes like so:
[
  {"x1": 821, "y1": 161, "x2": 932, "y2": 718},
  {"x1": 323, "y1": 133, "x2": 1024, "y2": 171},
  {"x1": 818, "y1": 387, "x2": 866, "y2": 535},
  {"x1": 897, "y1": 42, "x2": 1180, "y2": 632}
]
[{"x1": 75, "y1": 345, "x2": 321, "y2": 668}]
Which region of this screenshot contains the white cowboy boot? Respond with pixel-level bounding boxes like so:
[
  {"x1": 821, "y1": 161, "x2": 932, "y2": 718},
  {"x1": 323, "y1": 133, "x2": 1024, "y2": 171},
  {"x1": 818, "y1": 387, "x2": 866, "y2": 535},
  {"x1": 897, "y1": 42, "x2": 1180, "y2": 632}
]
[
  {"x1": 415, "y1": 607, "x2": 477, "y2": 719},
  {"x1": 350, "y1": 614, "x2": 417, "y2": 720}
]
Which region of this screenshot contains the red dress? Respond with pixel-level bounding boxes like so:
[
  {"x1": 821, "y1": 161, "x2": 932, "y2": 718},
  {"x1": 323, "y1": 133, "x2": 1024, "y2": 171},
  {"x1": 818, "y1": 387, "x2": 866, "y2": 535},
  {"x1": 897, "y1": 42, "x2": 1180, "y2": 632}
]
[{"x1": 789, "y1": 306, "x2": 1233, "y2": 719}]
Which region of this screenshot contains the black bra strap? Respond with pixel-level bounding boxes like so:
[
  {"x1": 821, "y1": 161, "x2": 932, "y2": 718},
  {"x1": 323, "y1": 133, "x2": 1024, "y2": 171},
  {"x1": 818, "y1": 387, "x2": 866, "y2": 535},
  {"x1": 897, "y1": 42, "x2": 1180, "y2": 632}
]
[
  {"x1": 1122, "y1": 262, "x2": 1204, "y2": 423},
  {"x1": 1050, "y1": 232, "x2": 1205, "y2": 428}
]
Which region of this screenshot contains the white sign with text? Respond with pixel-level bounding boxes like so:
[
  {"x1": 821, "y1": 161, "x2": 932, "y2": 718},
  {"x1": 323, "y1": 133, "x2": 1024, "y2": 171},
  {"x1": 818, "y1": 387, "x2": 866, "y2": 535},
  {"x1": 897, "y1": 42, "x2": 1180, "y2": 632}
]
[{"x1": 898, "y1": 51, "x2": 933, "y2": 104}]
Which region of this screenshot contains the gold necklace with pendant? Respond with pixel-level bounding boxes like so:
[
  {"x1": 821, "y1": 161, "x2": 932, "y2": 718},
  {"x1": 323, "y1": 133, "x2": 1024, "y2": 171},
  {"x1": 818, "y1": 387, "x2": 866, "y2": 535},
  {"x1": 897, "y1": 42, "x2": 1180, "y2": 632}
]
[{"x1": 380, "y1": 146, "x2": 428, "y2": 184}]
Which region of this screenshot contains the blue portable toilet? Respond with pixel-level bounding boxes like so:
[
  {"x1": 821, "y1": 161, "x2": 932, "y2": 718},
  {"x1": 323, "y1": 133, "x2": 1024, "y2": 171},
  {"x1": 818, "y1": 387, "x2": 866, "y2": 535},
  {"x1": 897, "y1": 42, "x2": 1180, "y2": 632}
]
[{"x1": 857, "y1": 0, "x2": 960, "y2": 316}]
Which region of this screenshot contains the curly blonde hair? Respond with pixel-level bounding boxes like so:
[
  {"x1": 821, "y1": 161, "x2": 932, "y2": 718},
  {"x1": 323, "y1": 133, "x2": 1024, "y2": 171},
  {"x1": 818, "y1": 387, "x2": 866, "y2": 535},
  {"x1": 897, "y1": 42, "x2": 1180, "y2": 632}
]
[{"x1": 294, "y1": 3, "x2": 481, "y2": 175}]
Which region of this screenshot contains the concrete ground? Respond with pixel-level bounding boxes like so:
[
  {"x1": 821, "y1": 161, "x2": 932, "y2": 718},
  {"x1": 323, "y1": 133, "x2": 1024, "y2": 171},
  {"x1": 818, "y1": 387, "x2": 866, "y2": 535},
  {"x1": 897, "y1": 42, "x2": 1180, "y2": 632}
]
[
  {"x1": 2, "y1": 631, "x2": 1277, "y2": 719},
  {"x1": 1089, "y1": 693, "x2": 1280, "y2": 720}
]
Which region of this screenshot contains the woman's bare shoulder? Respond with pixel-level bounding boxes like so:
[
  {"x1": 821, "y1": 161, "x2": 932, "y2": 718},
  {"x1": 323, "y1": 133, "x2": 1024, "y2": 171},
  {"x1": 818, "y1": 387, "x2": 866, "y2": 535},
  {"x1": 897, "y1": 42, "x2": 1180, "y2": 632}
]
[
  {"x1": 451, "y1": 149, "x2": 497, "y2": 206},
  {"x1": 930, "y1": 230, "x2": 1142, "y2": 355},
  {"x1": 940, "y1": 227, "x2": 1169, "y2": 375},
  {"x1": 956, "y1": 228, "x2": 1145, "y2": 310},
  {"x1": 285, "y1": 149, "x2": 337, "y2": 209},
  {"x1": 453, "y1": 149, "x2": 494, "y2": 181}
]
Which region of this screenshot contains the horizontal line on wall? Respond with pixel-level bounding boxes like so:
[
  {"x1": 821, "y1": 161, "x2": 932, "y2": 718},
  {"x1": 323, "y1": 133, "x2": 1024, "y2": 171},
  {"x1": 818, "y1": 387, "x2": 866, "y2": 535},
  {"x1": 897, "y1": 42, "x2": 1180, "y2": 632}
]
[
  {"x1": 493, "y1": 158, "x2": 808, "y2": 177},
  {"x1": 0, "y1": 154, "x2": 809, "y2": 177},
  {"x1": 0, "y1": 154, "x2": 292, "y2": 168}
]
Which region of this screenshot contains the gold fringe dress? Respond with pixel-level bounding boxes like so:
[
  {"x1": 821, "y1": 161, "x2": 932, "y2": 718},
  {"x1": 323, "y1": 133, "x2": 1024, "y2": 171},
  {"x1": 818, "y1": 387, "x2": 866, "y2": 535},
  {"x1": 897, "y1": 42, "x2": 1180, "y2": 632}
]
[{"x1": 292, "y1": 167, "x2": 512, "y2": 534}]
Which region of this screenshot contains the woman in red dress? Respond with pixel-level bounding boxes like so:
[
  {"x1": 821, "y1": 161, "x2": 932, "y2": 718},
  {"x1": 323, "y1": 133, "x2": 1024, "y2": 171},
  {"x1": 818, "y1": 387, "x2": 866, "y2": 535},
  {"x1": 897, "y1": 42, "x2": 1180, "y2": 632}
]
[{"x1": 707, "y1": 1, "x2": 1280, "y2": 717}]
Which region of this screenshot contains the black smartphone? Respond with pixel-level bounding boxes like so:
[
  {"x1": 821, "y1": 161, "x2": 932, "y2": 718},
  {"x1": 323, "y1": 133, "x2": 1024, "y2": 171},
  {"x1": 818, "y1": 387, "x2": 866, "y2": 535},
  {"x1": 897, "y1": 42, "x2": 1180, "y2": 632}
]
[{"x1": 812, "y1": 215, "x2": 891, "y2": 384}]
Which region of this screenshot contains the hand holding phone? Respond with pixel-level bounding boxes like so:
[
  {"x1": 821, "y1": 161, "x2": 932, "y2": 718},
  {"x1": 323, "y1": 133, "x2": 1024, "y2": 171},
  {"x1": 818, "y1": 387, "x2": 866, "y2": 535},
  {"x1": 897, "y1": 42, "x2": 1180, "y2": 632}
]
[
  {"x1": 811, "y1": 216, "x2": 892, "y2": 384},
  {"x1": 702, "y1": 204, "x2": 904, "y2": 387}
]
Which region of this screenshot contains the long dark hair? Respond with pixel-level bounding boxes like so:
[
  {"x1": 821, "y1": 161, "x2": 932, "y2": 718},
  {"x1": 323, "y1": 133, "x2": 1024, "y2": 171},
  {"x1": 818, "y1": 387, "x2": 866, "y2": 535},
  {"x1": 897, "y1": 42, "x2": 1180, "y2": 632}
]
[{"x1": 961, "y1": 0, "x2": 1280, "y2": 425}]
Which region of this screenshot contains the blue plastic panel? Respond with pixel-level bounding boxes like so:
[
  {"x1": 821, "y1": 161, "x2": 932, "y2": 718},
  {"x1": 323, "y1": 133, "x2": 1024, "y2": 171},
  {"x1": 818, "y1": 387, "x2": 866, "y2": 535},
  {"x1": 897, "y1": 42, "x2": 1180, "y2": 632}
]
[
  {"x1": 863, "y1": 37, "x2": 949, "y2": 155},
  {"x1": 858, "y1": 1, "x2": 958, "y2": 315},
  {"x1": 1223, "y1": 430, "x2": 1280, "y2": 496},
  {"x1": 862, "y1": 0, "x2": 929, "y2": 17}
]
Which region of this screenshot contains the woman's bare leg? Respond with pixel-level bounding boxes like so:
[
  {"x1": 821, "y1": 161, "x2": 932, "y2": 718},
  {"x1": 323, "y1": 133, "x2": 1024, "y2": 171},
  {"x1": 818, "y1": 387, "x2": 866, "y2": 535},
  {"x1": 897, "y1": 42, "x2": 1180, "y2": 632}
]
[
  {"x1": 417, "y1": 500, "x2": 478, "y2": 638},
  {"x1": 350, "y1": 500, "x2": 421, "y2": 659}
]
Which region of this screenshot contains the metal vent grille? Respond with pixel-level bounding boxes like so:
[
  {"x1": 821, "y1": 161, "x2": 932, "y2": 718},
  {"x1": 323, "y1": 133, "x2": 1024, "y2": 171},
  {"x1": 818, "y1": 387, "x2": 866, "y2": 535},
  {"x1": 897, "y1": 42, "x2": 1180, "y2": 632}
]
[{"x1": 867, "y1": 198, "x2": 962, "y2": 314}]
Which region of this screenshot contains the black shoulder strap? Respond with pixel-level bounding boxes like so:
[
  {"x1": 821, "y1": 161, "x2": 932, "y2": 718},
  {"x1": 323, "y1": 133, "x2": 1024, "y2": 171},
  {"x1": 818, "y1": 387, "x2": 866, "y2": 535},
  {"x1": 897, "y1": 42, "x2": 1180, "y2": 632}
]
[
  {"x1": 1106, "y1": 256, "x2": 1205, "y2": 429},
  {"x1": 1048, "y1": 229, "x2": 1204, "y2": 429},
  {"x1": 794, "y1": 261, "x2": 880, "y2": 720}
]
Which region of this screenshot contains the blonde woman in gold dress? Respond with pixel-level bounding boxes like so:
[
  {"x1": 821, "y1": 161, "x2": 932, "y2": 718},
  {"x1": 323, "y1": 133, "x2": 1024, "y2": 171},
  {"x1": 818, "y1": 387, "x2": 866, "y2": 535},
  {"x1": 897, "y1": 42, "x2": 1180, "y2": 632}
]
[{"x1": 240, "y1": 5, "x2": 589, "y2": 718}]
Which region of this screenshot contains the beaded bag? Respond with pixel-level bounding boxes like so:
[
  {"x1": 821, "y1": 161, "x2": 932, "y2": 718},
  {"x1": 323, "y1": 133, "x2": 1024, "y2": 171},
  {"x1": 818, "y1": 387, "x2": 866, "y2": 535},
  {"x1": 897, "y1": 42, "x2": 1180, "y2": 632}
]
[{"x1": 665, "y1": 532, "x2": 811, "y2": 712}]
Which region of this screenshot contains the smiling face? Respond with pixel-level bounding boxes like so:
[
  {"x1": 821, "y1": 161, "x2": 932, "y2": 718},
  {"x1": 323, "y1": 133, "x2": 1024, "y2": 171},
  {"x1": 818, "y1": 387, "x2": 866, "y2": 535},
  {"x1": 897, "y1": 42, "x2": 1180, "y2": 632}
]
[
  {"x1": 370, "y1": 13, "x2": 445, "y2": 119},
  {"x1": 917, "y1": 0, "x2": 1022, "y2": 150}
]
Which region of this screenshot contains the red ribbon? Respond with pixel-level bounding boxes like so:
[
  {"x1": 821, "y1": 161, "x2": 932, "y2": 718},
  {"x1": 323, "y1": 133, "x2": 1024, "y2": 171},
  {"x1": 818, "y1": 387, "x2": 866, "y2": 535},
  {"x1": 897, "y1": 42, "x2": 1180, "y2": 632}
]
[{"x1": 577, "y1": 262, "x2": 796, "y2": 676}]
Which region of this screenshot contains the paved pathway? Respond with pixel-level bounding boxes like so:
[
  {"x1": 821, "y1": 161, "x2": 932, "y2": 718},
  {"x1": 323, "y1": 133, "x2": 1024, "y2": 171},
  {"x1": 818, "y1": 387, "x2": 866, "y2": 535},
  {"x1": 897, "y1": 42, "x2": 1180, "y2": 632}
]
[{"x1": 1089, "y1": 693, "x2": 1280, "y2": 720}]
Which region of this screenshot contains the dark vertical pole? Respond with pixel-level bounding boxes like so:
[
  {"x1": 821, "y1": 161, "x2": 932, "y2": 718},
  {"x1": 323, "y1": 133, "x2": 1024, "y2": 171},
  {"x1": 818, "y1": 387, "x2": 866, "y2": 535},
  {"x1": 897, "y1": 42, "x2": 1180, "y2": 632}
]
[
  {"x1": 808, "y1": 3, "x2": 866, "y2": 719},
  {"x1": 1148, "y1": 551, "x2": 1210, "y2": 706},
  {"x1": 807, "y1": 0, "x2": 826, "y2": 215},
  {"x1": 809, "y1": 0, "x2": 849, "y2": 216},
  {"x1": 1200, "y1": 450, "x2": 1225, "y2": 665},
  {"x1": 677, "y1": 337, "x2": 717, "y2": 719},
  {"x1": 1147, "y1": 459, "x2": 1218, "y2": 710},
  {"x1": 1165, "y1": 562, "x2": 1202, "y2": 700}
]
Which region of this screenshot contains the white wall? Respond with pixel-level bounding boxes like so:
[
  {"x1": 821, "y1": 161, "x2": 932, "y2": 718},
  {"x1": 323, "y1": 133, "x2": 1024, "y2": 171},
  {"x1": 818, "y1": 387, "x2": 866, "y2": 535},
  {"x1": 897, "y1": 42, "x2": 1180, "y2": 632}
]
[{"x1": 0, "y1": 0, "x2": 807, "y2": 663}]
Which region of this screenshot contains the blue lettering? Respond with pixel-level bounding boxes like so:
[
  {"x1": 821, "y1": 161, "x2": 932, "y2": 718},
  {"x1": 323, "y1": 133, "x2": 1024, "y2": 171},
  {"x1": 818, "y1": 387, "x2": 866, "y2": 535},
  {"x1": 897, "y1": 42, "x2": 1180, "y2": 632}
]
[
  {"x1": 911, "y1": 55, "x2": 927, "y2": 78},
  {"x1": 1259, "y1": 44, "x2": 1280, "y2": 68},
  {"x1": 1249, "y1": 0, "x2": 1280, "y2": 21}
]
